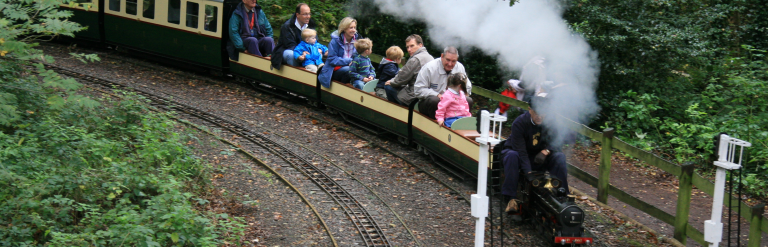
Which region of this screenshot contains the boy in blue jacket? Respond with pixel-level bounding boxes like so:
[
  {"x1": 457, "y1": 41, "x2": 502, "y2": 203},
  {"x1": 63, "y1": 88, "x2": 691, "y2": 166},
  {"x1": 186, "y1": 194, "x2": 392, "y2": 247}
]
[
  {"x1": 292, "y1": 28, "x2": 328, "y2": 73},
  {"x1": 348, "y1": 38, "x2": 375, "y2": 90},
  {"x1": 376, "y1": 46, "x2": 403, "y2": 102}
]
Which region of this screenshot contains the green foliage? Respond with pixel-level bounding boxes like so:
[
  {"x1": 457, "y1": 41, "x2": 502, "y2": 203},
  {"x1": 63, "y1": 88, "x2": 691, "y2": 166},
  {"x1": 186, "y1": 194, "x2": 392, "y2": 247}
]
[
  {"x1": 0, "y1": 0, "x2": 246, "y2": 244},
  {"x1": 0, "y1": 90, "x2": 246, "y2": 246},
  {"x1": 562, "y1": 0, "x2": 768, "y2": 197},
  {"x1": 259, "y1": 0, "x2": 348, "y2": 40}
]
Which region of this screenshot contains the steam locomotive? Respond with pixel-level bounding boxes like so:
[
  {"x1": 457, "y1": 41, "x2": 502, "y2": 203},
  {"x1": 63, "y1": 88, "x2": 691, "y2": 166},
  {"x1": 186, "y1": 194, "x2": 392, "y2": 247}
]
[{"x1": 515, "y1": 171, "x2": 594, "y2": 246}]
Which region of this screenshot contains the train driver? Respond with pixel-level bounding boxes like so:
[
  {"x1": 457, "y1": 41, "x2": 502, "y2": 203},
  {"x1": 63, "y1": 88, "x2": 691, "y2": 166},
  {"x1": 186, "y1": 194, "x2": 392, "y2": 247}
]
[
  {"x1": 228, "y1": 0, "x2": 274, "y2": 58},
  {"x1": 413, "y1": 46, "x2": 474, "y2": 120},
  {"x1": 501, "y1": 94, "x2": 569, "y2": 213}
]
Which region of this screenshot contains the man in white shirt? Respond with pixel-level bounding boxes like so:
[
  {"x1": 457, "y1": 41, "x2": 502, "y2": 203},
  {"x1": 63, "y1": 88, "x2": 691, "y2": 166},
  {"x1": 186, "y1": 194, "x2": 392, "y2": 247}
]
[{"x1": 414, "y1": 46, "x2": 473, "y2": 119}]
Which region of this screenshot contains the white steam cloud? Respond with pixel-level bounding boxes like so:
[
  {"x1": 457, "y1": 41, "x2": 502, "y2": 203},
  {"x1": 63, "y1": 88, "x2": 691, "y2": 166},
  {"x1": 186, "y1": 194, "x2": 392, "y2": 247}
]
[{"x1": 362, "y1": 0, "x2": 600, "y2": 145}]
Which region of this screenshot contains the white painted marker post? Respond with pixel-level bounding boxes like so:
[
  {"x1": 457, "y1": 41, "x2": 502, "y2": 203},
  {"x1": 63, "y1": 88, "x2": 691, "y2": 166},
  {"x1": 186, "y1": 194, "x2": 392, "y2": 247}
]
[
  {"x1": 705, "y1": 134, "x2": 750, "y2": 247},
  {"x1": 473, "y1": 110, "x2": 506, "y2": 247}
]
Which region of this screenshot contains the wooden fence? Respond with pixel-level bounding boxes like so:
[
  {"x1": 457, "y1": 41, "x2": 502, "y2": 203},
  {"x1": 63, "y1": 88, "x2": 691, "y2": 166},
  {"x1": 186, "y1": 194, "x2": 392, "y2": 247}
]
[{"x1": 472, "y1": 86, "x2": 767, "y2": 246}]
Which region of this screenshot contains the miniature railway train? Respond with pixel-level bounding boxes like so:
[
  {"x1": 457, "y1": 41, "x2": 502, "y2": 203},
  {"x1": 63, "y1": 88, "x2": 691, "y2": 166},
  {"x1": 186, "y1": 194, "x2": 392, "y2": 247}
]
[{"x1": 61, "y1": 0, "x2": 593, "y2": 244}]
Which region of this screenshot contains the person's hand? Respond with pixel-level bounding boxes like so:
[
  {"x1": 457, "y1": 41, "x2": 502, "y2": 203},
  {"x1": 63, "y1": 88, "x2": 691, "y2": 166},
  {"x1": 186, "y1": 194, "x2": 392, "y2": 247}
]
[
  {"x1": 541, "y1": 149, "x2": 551, "y2": 156},
  {"x1": 385, "y1": 80, "x2": 391, "y2": 86},
  {"x1": 244, "y1": 50, "x2": 249, "y2": 54},
  {"x1": 524, "y1": 171, "x2": 536, "y2": 182},
  {"x1": 298, "y1": 54, "x2": 306, "y2": 61},
  {"x1": 324, "y1": 50, "x2": 328, "y2": 56},
  {"x1": 363, "y1": 77, "x2": 371, "y2": 82},
  {"x1": 437, "y1": 93, "x2": 442, "y2": 98},
  {"x1": 534, "y1": 152, "x2": 546, "y2": 165},
  {"x1": 302, "y1": 51, "x2": 310, "y2": 55},
  {"x1": 349, "y1": 61, "x2": 353, "y2": 66},
  {"x1": 437, "y1": 120, "x2": 444, "y2": 127}
]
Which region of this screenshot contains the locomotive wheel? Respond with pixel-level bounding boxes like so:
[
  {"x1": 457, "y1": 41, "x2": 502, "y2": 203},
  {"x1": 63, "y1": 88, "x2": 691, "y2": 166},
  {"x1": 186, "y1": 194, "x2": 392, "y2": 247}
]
[
  {"x1": 326, "y1": 105, "x2": 338, "y2": 115},
  {"x1": 307, "y1": 99, "x2": 319, "y2": 108},
  {"x1": 398, "y1": 136, "x2": 408, "y2": 145}
]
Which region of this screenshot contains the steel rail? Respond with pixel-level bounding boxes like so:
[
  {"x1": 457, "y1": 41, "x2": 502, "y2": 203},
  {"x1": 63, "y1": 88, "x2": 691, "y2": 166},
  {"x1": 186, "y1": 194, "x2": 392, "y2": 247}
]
[{"x1": 47, "y1": 64, "x2": 391, "y2": 247}]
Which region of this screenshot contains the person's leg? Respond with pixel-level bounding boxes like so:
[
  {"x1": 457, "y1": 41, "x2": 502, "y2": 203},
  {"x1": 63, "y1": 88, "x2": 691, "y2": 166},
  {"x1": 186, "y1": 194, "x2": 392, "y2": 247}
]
[
  {"x1": 383, "y1": 85, "x2": 399, "y2": 103},
  {"x1": 374, "y1": 88, "x2": 387, "y2": 98},
  {"x1": 421, "y1": 95, "x2": 441, "y2": 119},
  {"x1": 444, "y1": 116, "x2": 462, "y2": 128},
  {"x1": 305, "y1": 65, "x2": 318, "y2": 73},
  {"x1": 242, "y1": 37, "x2": 261, "y2": 56},
  {"x1": 331, "y1": 66, "x2": 351, "y2": 84},
  {"x1": 544, "y1": 152, "x2": 569, "y2": 194},
  {"x1": 352, "y1": 80, "x2": 365, "y2": 89},
  {"x1": 501, "y1": 149, "x2": 521, "y2": 199},
  {"x1": 257, "y1": 37, "x2": 275, "y2": 56},
  {"x1": 282, "y1": 49, "x2": 297, "y2": 66}
]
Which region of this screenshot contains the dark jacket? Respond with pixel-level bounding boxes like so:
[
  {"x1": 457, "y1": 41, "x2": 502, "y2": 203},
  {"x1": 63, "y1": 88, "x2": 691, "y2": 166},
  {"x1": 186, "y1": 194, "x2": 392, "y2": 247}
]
[
  {"x1": 502, "y1": 111, "x2": 560, "y2": 174},
  {"x1": 349, "y1": 52, "x2": 375, "y2": 81},
  {"x1": 377, "y1": 58, "x2": 399, "y2": 88},
  {"x1": 271, "y1": 14, "x2": 316, "y2": 69},
  {"x1": 390, "y1": 47, "x2": 432, "y2": 105},
  {"x1": 318, "y1": 30, "x2": 362, "y2": 88},
  {"x1": 227, "y1": 2, "x2": 272, "y2": 60}
]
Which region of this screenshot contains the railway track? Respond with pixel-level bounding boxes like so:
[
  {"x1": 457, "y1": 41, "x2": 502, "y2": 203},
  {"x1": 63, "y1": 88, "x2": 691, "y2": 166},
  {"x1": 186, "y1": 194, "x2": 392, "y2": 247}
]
[{"x1": 47, "y1": 64, "x2": 393, "y2": 247}]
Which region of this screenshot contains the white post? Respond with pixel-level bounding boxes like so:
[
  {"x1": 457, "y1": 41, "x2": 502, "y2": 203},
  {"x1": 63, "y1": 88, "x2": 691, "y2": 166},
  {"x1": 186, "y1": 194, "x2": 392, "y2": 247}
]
[
  {"x1": 472, "y1": 110, "x2": 506, "y2": 247},
  {"x1": 705, "y1": 134, "x2": 751, "y2": 247}
]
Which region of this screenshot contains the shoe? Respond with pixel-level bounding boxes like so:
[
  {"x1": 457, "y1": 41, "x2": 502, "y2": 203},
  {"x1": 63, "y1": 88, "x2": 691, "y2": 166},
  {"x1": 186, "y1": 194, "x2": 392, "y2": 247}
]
[{"x1": 505, "y1": 199, "x2": 520, "y2": 213}]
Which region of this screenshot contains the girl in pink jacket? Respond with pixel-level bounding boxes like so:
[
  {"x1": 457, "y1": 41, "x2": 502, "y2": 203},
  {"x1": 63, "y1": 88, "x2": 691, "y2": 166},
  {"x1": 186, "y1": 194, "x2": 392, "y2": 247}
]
[{"x1": 436, "y1": 73, "x2": 472, "y2": 128}]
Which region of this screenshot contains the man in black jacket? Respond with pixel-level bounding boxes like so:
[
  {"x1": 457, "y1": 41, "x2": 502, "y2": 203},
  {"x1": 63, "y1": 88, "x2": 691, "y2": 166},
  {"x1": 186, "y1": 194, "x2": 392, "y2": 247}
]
[
  {"x1": 271, "y1": 3, "x2": 315, "y2": 69},
  {"x1": 501, "y1": 94, "x2": 569, "y2": 213}
]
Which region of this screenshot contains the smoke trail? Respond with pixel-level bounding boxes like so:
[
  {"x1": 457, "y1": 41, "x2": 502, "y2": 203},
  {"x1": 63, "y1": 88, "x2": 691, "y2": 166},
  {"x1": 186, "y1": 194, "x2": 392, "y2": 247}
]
[{"x1": 359, "y1": 0, "x2": 600, "y2": 146}]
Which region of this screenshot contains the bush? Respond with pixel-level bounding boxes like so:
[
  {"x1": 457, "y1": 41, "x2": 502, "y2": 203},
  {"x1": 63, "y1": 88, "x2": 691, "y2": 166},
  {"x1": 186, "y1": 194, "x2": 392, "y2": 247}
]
[{"x1": 1, "y1": 0, "x2": 245, "y2": 244}]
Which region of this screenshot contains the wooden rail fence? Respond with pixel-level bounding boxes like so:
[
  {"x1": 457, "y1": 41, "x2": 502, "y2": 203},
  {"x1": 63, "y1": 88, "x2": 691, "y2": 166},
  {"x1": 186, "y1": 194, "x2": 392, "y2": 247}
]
[{"x1": 472, "y1": 86, "x2": 767, "y2": 246}]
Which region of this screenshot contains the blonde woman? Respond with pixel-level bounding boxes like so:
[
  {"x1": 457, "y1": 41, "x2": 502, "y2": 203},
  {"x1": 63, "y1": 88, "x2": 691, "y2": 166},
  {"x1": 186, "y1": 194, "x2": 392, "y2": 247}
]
[{"x1": 318, "y1": 17, "x2": 363, "y2": 88}]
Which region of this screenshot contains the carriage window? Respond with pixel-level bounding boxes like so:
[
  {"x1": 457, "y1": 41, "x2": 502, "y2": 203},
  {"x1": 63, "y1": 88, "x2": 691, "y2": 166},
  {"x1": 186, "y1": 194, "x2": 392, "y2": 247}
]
[
  {"x1": 142, "y1": 0, "x2": 155, "y2": 19},
  {"x1": 126, "y1": 0, "x2": 137, "y2": 15},
  {"x1": 108, "y1": 0, "x2": 120, "y2": 11},
  {"x1": 185, "y1": 2, "x2": 199, "y2": 28},
  {"x1": 204, "y1": 5, "x2": 218, "y2": 32},
  {"x1": 167, "y1": 0, "x2": 180, "y2": 24}
]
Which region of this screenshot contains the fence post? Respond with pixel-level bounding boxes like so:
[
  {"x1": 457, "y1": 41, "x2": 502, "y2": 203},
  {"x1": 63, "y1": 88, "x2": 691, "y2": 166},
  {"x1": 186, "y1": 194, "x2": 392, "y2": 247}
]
[
  {"x1": 748, "y1": 204, "x2": 765, "y2": 247},
  {"x1": 674, "y1": 162, "x2": 695, "y2": 244},
  {"x1": 597, "y1": 128, "x2": 615, "y2": 204}
]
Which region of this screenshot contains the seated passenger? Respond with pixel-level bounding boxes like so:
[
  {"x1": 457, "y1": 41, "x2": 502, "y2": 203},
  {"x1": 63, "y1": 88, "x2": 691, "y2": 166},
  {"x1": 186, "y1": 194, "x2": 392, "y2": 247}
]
[
  {"x1": 386, "y1": 34, "x2": 433, "y2": 106},
  {"x1": 436, "y1": 73, "x2": 471, "y2": 128},
  {"x1": 227, "y1": 0, "x2": 274, "y2": 60},
  {"x1": 494, "y1": 79, "x2": 524, "y2": 117},
  {"x1": 348, "y1": 38, "x2": 375, "y2": 90},
  {"x1": 271, "y1": 3, "x2": 314, "y2": 69},
  {"x1": 376, "y1": 46, "x2": 403, "y2": 102},
  {"x1": 318, "y1": 17, "x2": 361, "y2": 88},
  {"x1": 501, "y1": 94, "x2": 569, "y2": 213},
  {"x1": 414, "y1": 46, "x2": 473, "y2": 119},
  {"x1": 292, "y1": 28, "x2": 328, "y2": 73}
]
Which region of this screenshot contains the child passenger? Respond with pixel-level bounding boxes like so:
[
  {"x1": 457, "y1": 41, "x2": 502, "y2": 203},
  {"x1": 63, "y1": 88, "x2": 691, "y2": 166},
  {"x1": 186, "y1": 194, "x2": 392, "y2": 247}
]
[
  {"x1": 436, "y1": 73, "x2": 472, "y2": 128},
  {"x1": 292, "y1": 28, "x2": 328, "y2": 73},
  {"x1": 375, "y1": 46, "x2": 403, "y2": 101},
  {"x1": 348, "y1": 38, "x2": 375, "y2": 90}
]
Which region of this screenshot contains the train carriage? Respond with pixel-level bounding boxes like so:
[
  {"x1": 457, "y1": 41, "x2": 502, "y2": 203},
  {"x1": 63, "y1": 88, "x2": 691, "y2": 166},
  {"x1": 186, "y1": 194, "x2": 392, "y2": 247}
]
[{"x1": 61, "y1": 0, "x2": 499, "y2": 178}]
